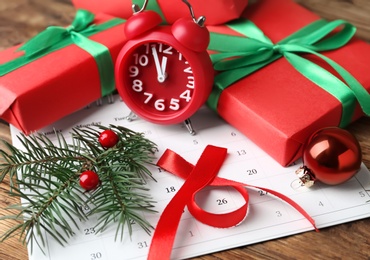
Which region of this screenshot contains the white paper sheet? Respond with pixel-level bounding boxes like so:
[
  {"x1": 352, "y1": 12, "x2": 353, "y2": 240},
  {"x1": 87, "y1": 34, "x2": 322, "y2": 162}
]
[{"x1": 9, "y1": 95, "x2": 370, "y2": 260}]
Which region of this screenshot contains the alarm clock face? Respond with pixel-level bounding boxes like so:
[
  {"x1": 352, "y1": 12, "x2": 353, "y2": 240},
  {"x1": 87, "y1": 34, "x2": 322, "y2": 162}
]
[{"x1": 116, "y1": 39, "x2": 211, "y2": 125}]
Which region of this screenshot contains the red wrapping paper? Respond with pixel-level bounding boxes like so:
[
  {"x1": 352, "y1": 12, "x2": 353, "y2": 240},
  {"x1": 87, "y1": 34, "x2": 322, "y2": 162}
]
[
  {"x1": 0, "y1": 13, "x2": 126, "y2": 135},
  {"x1": 71, "y1": 0, "x2": 249, "y2": 25},
  {"x1": 207, "y1": 0, "x2": 370, "y2": 166}
]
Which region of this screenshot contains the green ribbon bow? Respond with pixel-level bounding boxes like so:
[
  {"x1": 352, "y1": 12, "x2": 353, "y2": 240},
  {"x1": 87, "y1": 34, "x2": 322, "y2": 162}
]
[
  {"x1": 207, "y1": 19, "x2": 370, "y2": 127},
  {"x1": 0, "y1": 9, "x2": 125, "y2": 97}
]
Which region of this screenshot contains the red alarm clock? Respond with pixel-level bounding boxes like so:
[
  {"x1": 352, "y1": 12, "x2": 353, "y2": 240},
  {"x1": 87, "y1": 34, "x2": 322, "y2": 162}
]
[{"x1": 115, "y1": 0, "x2": 214, "y2": 135}]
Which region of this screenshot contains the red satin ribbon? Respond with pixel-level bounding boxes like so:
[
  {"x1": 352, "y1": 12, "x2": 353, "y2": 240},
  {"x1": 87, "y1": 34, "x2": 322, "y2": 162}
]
[{"x1": 148, "y1": 145, "x2": 318, "y2": 259}]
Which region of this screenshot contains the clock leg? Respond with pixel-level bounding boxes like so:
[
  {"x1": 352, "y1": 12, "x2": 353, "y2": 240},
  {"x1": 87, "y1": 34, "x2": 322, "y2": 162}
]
[
  {"x1": 184, "y1": 118, "x2": 196, "y2": 136},
  {"x1": 91, "y1": 94, "x2": 114, "y2": 108},
  {"x1": 126, "y1": 111, "x2": 138, "y2": 122},
  {"x1": 106, "y1": 94, "x2": 115, "y2": 104},
  {"x1": 95, "y1": 98, "x2": 103, "y2": 106}
]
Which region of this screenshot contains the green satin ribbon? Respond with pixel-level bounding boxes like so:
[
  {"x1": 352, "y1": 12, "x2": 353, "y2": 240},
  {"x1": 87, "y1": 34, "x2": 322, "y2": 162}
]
[
  {"x1": 132, "y1": 0, "x2": 166, "y2": 23},
  {"x1": 207, "y1": 19, "x2": 370, "y2": 127},
  {"x1": 0, "y1": 9, "x2": 125, "y2": 97}
]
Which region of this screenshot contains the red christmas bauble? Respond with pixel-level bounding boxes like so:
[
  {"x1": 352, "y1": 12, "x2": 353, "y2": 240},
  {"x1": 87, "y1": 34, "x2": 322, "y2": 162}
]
[
  {"x1": 297, "y1": 127, "x2": 362, "y2": 186},
  {"x1": 98, "y1": 129, "x2": 119, "y2": 148},
  {"x1": 79, "y1": 170, "x2": 100, "y2": 190}
]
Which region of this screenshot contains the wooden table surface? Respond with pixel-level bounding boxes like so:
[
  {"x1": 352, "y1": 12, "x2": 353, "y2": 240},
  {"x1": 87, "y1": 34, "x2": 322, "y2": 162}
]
[{"x1": 1, "y1": 0, "x2": 370, "y2": 259}]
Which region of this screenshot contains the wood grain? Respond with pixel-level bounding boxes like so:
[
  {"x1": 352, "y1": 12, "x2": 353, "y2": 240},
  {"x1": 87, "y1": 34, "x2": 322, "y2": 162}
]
[{"x1": 1, "y1": 0, "x2": 370, "y2": 259}]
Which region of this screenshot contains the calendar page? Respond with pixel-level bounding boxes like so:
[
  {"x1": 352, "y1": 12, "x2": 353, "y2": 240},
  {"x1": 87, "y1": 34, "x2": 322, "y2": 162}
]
[{"x1": 10, "y1": 95, "x2": 370, "y2": 260}]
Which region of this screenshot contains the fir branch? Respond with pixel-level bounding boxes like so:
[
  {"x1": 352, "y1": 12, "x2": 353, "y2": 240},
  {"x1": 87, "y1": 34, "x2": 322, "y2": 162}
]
[
  {"x1": 0, "y1": 124, "x2": 158, "y2": 252},
  {"x1": 1, "y1": 169, "x2": 86, "y2": 249},
  {"x1": 72, "y1": 125, "x2": 158, "y2": 239}
]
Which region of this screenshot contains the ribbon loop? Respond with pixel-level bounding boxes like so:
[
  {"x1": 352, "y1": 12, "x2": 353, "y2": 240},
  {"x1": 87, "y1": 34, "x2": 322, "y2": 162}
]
[
  {"x1": 188, "y1": 184, "x2": 249, "y2": 228},
  {"x1": 70, "y1": 8, "x2": 95, "y2": 30},
  {"x1": 18, "y1": 26, "x2": 65, "y2": 58},
  {"x1": 148, "y1": 145, "x2": 228, "y2": 259}
]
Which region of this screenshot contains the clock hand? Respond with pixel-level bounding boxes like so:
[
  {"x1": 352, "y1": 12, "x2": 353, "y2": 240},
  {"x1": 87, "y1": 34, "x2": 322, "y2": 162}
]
[
  {"x1": 151, "y1": 46, "x2": 166, "y2": 83},
  {"x1": 161, "y1": 56, "x2": 168, "y2": 81}
]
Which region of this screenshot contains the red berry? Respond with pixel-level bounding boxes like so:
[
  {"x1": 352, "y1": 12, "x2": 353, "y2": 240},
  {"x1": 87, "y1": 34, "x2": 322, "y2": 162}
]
[
  {"x1": 79, "y1": 170, "x2": 100, "y2": 190},
  {"x1": 98, "y1": 129, "x2": 119, "y2": 148}
]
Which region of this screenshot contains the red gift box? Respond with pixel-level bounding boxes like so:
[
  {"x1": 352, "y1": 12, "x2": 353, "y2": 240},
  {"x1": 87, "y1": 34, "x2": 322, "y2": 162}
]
[
  {"x1": 0, "y1": 10, "x2": 126, "y2": 135},
  {"x1": 206, "y1": 0, "x2": 370, "y2": 166},
  {"x1": 71, "y1": 0, "x2": 249, "y2": 25}
]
